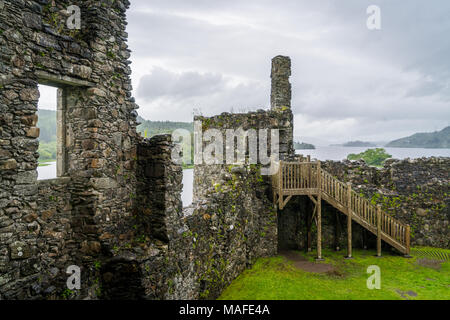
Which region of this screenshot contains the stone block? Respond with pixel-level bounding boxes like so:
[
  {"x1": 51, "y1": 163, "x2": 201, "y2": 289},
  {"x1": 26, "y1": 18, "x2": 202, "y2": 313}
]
[
  {"x1": 0, "y1": 149, "x2": 12, "y2": 159},
  {"x1": 0, "y1": 216, "x2": 14, "y2": 228},
  {"x1": 3, "y1": 90, "x2": 18, "y2": 100},
  {"x1": 72, "y1": 65, "x2": 92, "y2": 79},
  {"x1": 19, "y1": 88, "x2": 40, "y2": 102},
  {"x1": 87, "y1": 87, "x2": 107, "y2": 97},
  {"x1": 80, "y1": 241, "x2": 101, "y2": 255},
  {"x1": 81, "y1": 139, "x2": 98, "y2": 150},
  {"x1": 26, "y1": 127, "x2": 40, "y2": 138},
  {"x1": 23, "y1": 12, "x2": 42, "y2": 29},
  {"x1": 21, "y1": 114, "x2": 38, "y2": 126},
  {"x1": 416, "y1": 208, "x2": 427, "y2": 216},
  {"x1": 41, "y1": 209, "x2": 55, "y2": 220},
  {"x1": 91, "y1": 177, "x2": 118, "y2": 189},
  {"x1": 16, "y1": 171, "x2": 37, "y2": 184},
  {"x1": 10, "y1": 241, "x2": 31, "y2": 260},
  {"x1": 23, "y1": 213, "x2": 38, "y2": 223},
  {"x1": 0, "y1": 159, "x2": 17, "y2": 170}
]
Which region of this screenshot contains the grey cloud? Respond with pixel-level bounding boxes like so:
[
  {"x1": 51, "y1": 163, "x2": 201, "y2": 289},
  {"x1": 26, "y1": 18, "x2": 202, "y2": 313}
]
[
  {"x1": 138, "y1": 67, "x2": 225, "y2": 100},
  {"x1": 127, "y1": 0, "x2": 450, "y2": 142},
  {"x1": 136, "y1": 67, "x2": 268, "y2": 121}
]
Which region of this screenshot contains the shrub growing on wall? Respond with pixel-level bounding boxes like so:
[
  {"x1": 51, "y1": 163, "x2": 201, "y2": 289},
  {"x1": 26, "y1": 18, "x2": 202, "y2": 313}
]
[{"x1": 347, "y1": 148, "x2": 392, "y2": 167}]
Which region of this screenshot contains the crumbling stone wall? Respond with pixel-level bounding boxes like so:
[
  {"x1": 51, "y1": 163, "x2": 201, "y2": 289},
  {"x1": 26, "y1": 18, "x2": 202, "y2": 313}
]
[
  {"x1": 131, "y1": 56, "x2": 293, "y2": 299},
  {"x1": 100, "y1": 134, "x2": 278, "y2": 300},
  {"x1": 134, "y1": 135, "x2": 183, "y2": 243},
  {"x1": 271, "y1": 55, "x2": 292, "y2": 109},
  {"x1": 194, "y1": 56, "x2": 295, "y2": 200},
  {"x1": 167, "y1": 164, "x2": 278, "y2": 299},
  {"x1": 34, "y1": 177, "x2": 72, "y2": 298},
  {"x1": 100, "y1": 134, "x2": 182, "y2": 300},
  {"x1": 0, "y1": 0, "x2": 141, "y2": 299}
]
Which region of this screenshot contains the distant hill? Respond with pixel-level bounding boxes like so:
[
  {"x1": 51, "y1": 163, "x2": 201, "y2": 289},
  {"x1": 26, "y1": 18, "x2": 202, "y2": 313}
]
[
  {"x1": 37, "y1": 109, "x2": 57, "y2": 143},
  {"x1": 35, "y1": 111, "x2": 194, "y2": 162},
  {"x1": 294, "y1": 141, "x2": 315, "y2": 149},
  {"x1": 137, "y1": 117, "x2": 193, "y2": 167},
  {"x1": 136, "y1": 116, "x2": 193, "y2": 137},
  {"x1": 342, "y1": 141, "x2": 377, "y2": 147},
  {"x1": 386, "y1": 126, "x2": 450, "y2": 148},
  {"x1": 36, "y1": 109, "x2": 57, "y2": 161},
  {"x1": 330, "y1": 141, "x2": 377, "y2": 147}
]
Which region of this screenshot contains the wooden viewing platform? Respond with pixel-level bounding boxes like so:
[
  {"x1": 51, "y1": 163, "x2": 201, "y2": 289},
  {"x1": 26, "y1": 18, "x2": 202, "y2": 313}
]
[{"x1": 271, "y1": 158, "x2": 411, "y2": 258}]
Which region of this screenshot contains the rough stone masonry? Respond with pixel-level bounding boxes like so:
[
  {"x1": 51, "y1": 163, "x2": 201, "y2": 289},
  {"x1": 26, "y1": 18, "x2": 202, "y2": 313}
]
[{"x1": 0, "y1": 0, "x2": 142, "y2": 299}]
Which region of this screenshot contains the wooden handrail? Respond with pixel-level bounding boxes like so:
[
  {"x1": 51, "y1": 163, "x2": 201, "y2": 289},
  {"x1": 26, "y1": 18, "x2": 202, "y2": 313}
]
[{"x1": 271, "y1": 160, "x2": 411, "y2": 255}]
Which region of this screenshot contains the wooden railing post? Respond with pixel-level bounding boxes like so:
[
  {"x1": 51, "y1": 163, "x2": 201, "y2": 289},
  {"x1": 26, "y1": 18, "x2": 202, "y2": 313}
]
[
  {"x1": 307, "y1": 158, "x2": 311, "y2": 188},
  {"x1": 346, "y1": 182, "x2": 352, "y2": 259},
  {"x1": 316, "y1": 161, "x2": 323, "y2": 260},
  {"x1": 405, "y1": 225, "x2": 411, "y2": 257},
  {"x1": 316, "y1": 192, "x2": 322, "y2": 260},
  {"x1": 306, "y1": 201, "x2": 312, "y2": 252},
  {"x1": 377, "y1": 205, "x2": 382, "y2": 257},
  {"x1": 278, "y1": 161, "x2": 283, "y2": 208},
  {"x1": 316, "y1": 160, "x2": 321, "y2": 190}
]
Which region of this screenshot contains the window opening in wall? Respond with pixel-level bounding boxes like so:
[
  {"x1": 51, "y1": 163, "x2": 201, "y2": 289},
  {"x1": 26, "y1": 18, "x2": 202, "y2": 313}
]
[
  {"x1": 181, "y1": 167, "x2": 193, "y2": 206},
  {"x1": 180, "y1": 129, "x2": 194, "y2": 207},
  {"x1": 37, "y1": 84, "x2": 58, "y2": 180}
]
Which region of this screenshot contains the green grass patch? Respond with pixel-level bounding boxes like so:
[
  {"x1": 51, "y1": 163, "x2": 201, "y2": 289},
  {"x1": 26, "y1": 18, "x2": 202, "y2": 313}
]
[
  {"x1": 218, "y1": 248, "x2": 450, "y2": 300},
  {"x1": 411, "y1": 247, "x2": 450, "y2": 261},
  {"x1": 38, "y1": 159, "x2": 55, "y2": 167}
]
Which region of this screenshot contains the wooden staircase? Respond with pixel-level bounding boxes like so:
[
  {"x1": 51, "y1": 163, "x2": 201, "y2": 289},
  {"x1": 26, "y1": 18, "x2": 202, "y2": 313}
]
[{"x1": 271, "y1": 159, "x2": 411, "y2": 257}]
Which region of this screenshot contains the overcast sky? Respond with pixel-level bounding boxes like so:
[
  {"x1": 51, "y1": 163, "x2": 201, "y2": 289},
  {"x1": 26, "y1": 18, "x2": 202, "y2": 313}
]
[{"x1": 39, "y1": 0, "x2": 450, "y2": 144}]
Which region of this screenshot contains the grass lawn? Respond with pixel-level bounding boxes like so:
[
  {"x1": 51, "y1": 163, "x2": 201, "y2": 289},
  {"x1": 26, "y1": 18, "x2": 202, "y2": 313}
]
[{"x1": 218, "y1": 247, "x2": 450, "y2": 300}]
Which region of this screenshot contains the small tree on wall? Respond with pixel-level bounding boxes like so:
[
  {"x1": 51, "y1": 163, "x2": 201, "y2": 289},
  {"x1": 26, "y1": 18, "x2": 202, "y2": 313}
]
[{"x1": 347, "y1": 148, "x2": 392, "y2": 167}]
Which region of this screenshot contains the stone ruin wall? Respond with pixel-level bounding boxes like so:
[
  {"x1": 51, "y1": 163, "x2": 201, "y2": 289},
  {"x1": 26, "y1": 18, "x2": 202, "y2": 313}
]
[
  {"x1": 100, "y1": 132, "x2": 281, "y2": 300},
  {"x1": 0, "y1": 0, "x2": 143, "y2": 299}
]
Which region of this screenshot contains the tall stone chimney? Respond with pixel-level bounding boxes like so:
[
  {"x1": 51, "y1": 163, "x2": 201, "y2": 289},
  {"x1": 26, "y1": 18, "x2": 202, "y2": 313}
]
[{"x1": 270, "y1": 55, "x2": 291, "y2": 110}]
